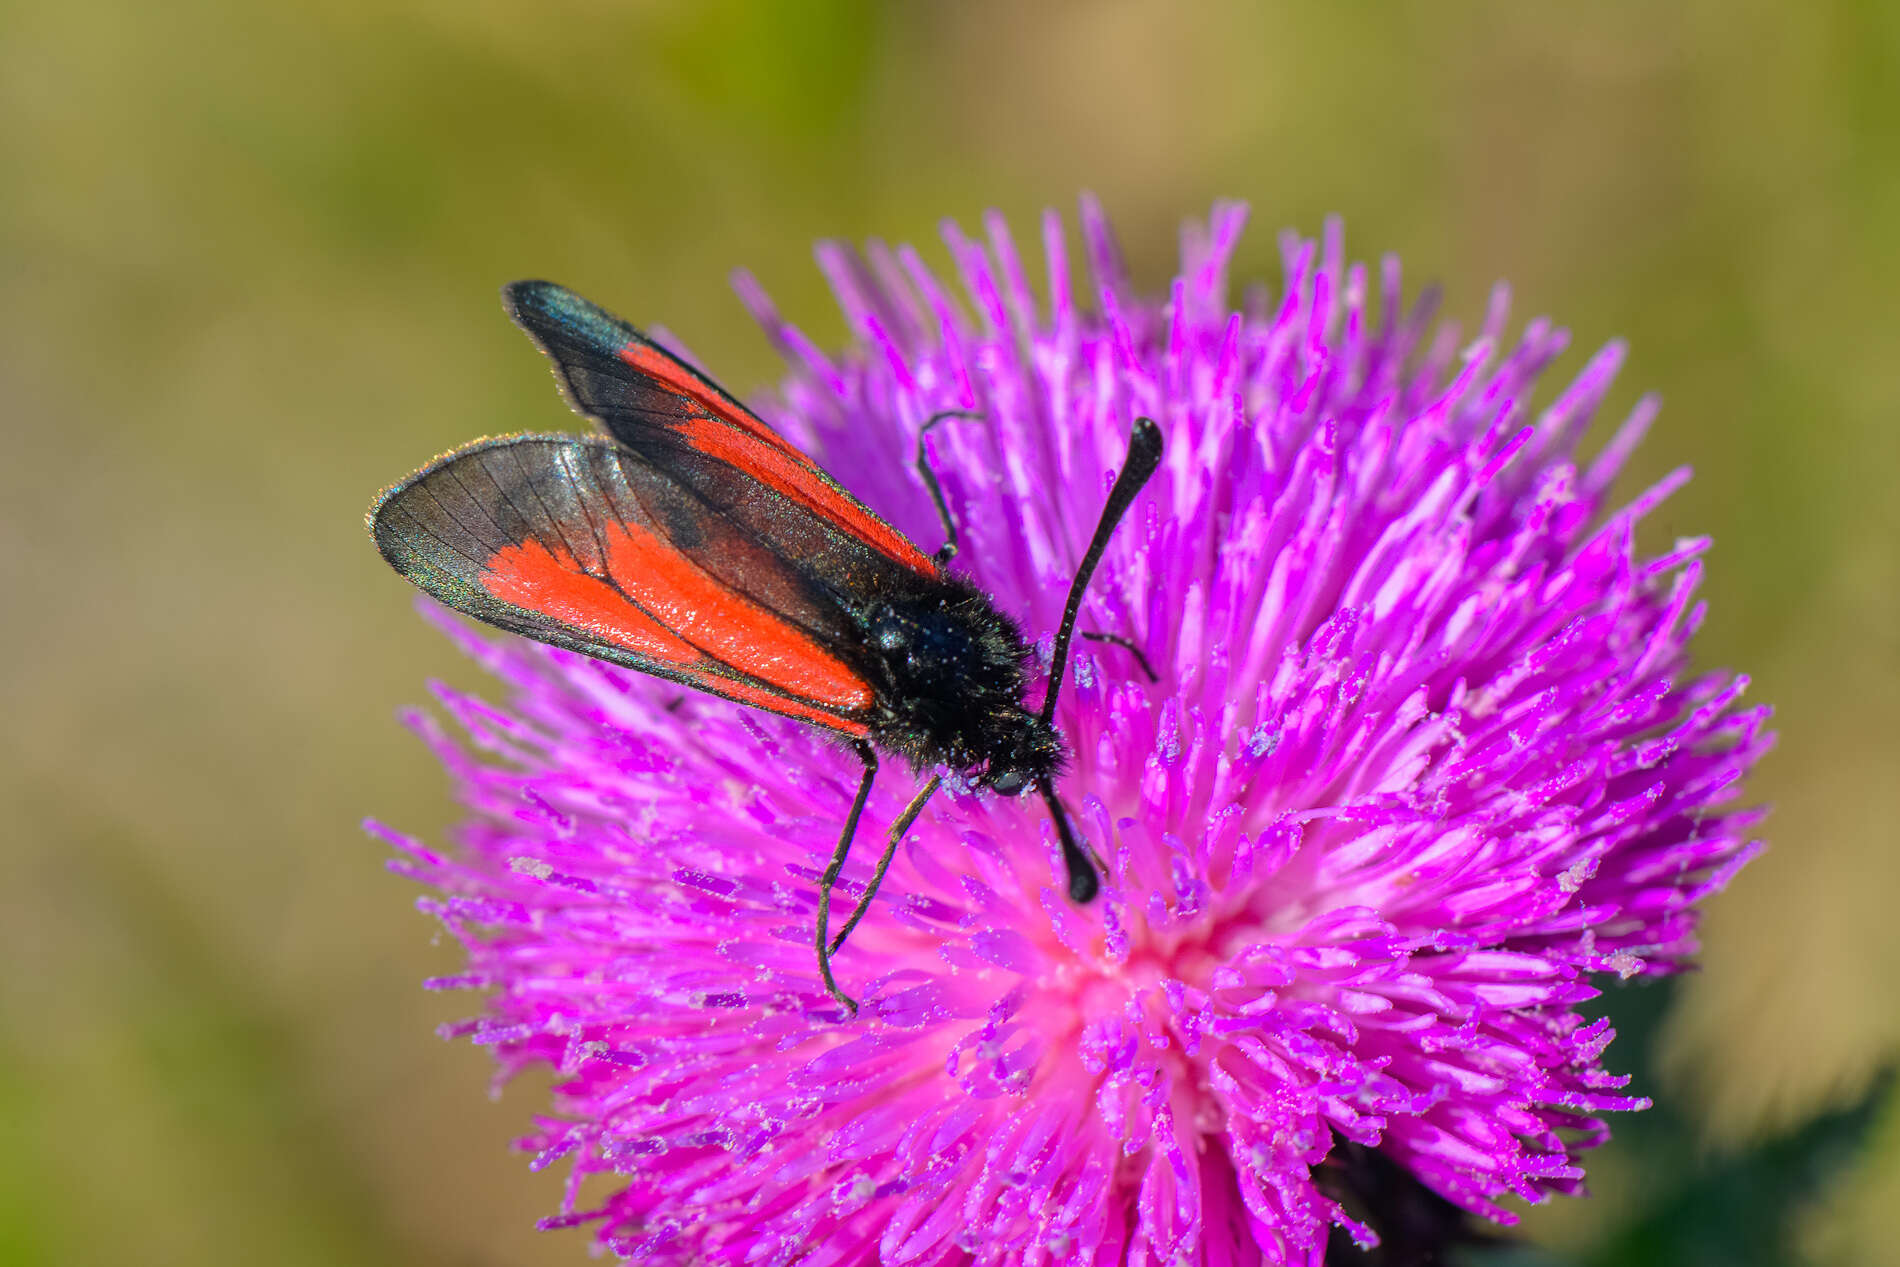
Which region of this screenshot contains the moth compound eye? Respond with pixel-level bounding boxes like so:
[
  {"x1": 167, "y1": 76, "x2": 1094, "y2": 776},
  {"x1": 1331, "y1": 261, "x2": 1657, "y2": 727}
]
[{"x1": 986, "y1": 770, "x2": 1028, "y2": 796}]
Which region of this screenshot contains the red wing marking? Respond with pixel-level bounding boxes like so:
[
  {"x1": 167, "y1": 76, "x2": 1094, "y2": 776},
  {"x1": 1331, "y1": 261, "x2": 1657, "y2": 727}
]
[
  {"x1": 481, "y1": 528, "x2": 874, "y2": 715},
  {"x1": 595, "y1": 518, "x2": 872, "y2": 709},
  {"x1": 618, "y1": 342, "x2": 806, "y2": 458},
  {"x1": 616, "y1": 342, "x2": 939, "y2": 578},
  {"x1": 482, "y1": 538, "x2": 700, "y2": 664},
  {"x1": 709, "y1": 676, "x2": 871, "y2": 734}
]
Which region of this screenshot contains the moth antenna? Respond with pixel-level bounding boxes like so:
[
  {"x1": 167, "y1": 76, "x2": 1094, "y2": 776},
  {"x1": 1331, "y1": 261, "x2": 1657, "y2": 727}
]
[
  {"x1": 1041, "y1": 417, "x2": 1163, "y2": 725},
  {"x1": 1038, "y1": 773, "x2": 1100, "y2": 902}
]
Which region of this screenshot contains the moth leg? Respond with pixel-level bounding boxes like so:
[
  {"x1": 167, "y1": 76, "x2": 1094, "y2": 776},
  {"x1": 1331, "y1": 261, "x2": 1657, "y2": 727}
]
[
  {"x1": 830, "y1": 774, "x2": 942, "y2": 955},
  {"x1": 915, "y1": 409, "x2": 988, "y2": 564},
  {"x1": 1079, "y1": 631, "x2": 1159, "y2": 683},
  {"x1": 816, "y1": 743, "x2": 878, "y2": 1017}
]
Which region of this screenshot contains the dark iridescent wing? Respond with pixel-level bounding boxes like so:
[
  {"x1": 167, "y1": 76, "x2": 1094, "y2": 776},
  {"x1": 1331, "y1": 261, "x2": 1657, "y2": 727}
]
[
  {"x1": 369, "y1": 434, "x2": 876, "y2": 736},
  {"x1": 502, "y1": 280, "x2": 939, "y2": 583}
]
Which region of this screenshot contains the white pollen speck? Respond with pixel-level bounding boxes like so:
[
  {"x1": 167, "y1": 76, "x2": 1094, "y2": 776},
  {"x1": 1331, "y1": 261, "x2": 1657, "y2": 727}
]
[
  {"x1": 850, "y1": 1174, "x2": 876, "y2": 1202},
  {"x1": 1246, "y1": 727, "x2": 1281, "y2": 758},
  {"x1": 510, "y1": 857, "x2": 554, "y2": 879}
]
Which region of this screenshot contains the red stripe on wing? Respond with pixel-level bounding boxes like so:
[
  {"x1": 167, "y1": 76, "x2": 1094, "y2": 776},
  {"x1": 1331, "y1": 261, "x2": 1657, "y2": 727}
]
[
  {"x1": 707, "y1": 676, "x2": 872, "y2": 734},
  {"x1": 617, "y1": 341, "x2": 808, "y2": 459},
  {"x1": 616, "y1": 341, "x2": 938, "y2": 578},
  {"x1": 481, "y1": 527, "x2": 876, "y2": 729},
  {"x1": 481, "y1": 539, "x2": 699, "y2": 663},
  {"x1": 596, "y1": 516, "x2": 870, "y2": 709}
]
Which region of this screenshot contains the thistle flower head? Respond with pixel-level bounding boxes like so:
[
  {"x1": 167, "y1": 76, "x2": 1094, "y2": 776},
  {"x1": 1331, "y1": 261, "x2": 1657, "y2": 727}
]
[{"x1": 372, "y1": 200, "x2": 1768, "y2": 1265}]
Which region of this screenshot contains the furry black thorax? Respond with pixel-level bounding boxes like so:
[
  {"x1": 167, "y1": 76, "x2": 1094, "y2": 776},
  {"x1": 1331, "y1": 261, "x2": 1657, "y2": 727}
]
[{"x1": 855, "y1": 572, "x2": 1065, "y2": 790}]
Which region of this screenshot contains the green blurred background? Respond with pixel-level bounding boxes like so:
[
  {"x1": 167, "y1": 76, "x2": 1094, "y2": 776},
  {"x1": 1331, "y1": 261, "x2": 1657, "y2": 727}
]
[{"x1": 3, "y1": 2, "x2": 1896, "y2": 1264}]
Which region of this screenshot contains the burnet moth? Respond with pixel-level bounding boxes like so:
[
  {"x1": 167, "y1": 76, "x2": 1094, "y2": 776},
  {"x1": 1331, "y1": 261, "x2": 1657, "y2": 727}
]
[{"x1": 370, "y1": 282, "x2": 1162, "y2": 1015}]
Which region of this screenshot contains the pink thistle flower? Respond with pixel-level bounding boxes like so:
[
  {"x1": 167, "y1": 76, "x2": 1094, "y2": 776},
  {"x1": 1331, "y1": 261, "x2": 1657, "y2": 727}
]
[{"x1": 370, "y1": 200, "x2": 1769, "y2": 1265}]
